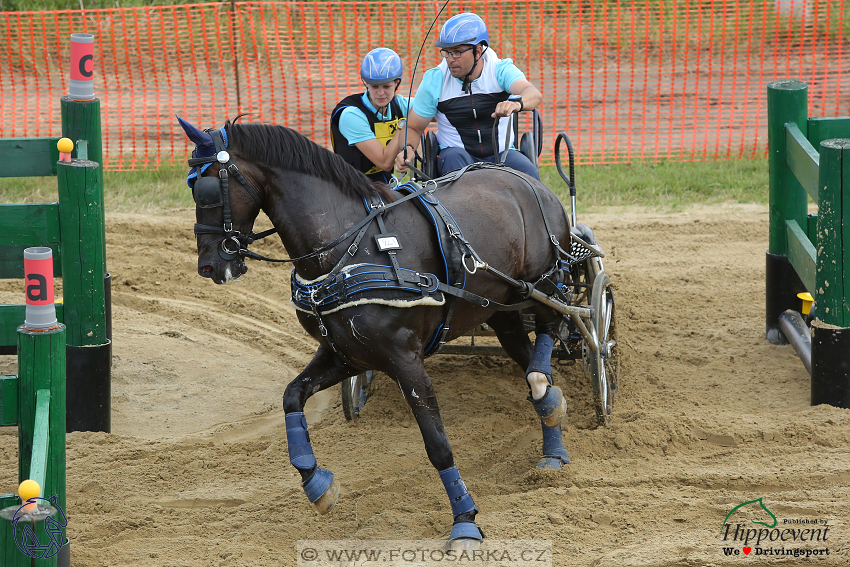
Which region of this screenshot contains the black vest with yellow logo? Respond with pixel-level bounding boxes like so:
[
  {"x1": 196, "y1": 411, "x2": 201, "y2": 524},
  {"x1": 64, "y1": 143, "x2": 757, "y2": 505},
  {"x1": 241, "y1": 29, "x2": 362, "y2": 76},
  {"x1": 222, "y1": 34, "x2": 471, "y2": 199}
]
[{"x1": 331, "y1": 93, "x2": 403, "y2": 183}]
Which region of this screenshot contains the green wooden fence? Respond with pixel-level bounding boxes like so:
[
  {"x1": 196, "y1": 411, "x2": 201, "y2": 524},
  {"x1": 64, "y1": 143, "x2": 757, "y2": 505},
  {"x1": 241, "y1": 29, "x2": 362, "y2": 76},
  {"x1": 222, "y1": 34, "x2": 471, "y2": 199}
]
[
  {"x1": 0, "y1": 95, "x2": 111, "y2": 434},
  {"x1": 0, "y1": 97, "x2": 105, "y2": 355},
  {"x1": 766, "y1": 79, "x2": 850, "y2": 408}
]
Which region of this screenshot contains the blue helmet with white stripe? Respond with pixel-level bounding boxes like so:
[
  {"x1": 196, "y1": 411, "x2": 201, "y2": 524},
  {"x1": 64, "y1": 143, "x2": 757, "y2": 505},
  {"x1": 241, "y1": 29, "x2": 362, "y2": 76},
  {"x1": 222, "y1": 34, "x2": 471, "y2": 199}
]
[
  {"x1": 360, "y1": 48, "x2": 403, "y2": 85},
  {"x1": 435, "y1": 13, "x2": 489, "y2": 48}
]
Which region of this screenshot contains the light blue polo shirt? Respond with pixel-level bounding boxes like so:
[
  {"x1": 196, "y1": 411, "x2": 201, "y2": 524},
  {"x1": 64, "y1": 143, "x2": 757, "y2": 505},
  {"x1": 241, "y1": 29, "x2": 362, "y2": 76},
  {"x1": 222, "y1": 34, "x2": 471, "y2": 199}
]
[{"x1": 338, "y1": 93, "x2": 413, "y2": 145}]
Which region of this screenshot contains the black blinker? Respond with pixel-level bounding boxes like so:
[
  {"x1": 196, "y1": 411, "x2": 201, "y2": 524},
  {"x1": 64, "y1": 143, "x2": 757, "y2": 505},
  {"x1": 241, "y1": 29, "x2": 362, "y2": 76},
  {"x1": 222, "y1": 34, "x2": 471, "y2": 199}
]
[{"x1": 193, "y1": 176, "x2": 224, "y2": 208}]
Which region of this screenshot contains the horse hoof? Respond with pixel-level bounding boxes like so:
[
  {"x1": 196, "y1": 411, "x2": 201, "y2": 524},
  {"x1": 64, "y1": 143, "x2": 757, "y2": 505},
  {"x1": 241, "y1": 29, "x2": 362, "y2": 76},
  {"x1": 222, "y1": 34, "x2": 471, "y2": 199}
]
[
  {"x1": 313, "y1": 478, "x2": 340, "y2": 515},
  {"x1": 303, "y1": 467, "x2": 339, "y2": 515},
  {"x1": 536, "y1": 454, "x2": 570, "y2": 469},
  {"x1": 448, "y1": 521, "x2": 484, "y2": 550},
  {"x1": 448, "y1": 537, "x2": 481, "y2": 553}
]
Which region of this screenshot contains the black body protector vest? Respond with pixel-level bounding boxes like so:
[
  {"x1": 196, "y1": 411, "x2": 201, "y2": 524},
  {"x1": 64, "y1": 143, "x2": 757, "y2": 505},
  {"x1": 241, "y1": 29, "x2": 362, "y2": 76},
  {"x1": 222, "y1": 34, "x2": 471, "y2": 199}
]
[
  {"x1": 330, "y1": 93, "x2": 403, "y2": 183},
  {"x1": 437, "y1": 91, "x2": 510, "y2": 158}
]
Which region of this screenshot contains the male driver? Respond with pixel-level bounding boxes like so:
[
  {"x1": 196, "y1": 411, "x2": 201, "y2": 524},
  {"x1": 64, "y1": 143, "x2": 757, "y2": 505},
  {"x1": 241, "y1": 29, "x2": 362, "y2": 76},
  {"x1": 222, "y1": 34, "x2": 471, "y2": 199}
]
[
  {"x1": 394, "y1": 12, "x2": 542, "y2": 180},
  {"x1": 331, "y1": 47, "x2": 412, "y2": 183}
]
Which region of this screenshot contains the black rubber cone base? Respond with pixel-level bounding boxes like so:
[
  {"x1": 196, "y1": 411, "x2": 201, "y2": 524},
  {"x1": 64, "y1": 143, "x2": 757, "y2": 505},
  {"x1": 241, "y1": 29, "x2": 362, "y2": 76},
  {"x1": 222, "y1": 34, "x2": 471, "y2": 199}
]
[
  {"x1": 766, "y1": 251, "x2": 807, "y2": 345},
  {"x1": 66, "y1": 341, "x2": 111, "y2": 432},
  {"x1": 811, "y1": 323, "x2": 850, "y2": 408}
]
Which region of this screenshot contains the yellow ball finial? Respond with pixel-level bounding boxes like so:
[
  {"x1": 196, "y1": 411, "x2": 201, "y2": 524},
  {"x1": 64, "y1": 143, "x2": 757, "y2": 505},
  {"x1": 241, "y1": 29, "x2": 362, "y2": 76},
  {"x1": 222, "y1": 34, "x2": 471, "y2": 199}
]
[
  {"x1": 18, "y1": 479, "x2": 41, "y2": 501},
  {"x1": 18, "y1": 479, "x2": 40, "y2": 513},
  {"x1": 57, "y1": 137, "x2": 74, "y2": 153}
]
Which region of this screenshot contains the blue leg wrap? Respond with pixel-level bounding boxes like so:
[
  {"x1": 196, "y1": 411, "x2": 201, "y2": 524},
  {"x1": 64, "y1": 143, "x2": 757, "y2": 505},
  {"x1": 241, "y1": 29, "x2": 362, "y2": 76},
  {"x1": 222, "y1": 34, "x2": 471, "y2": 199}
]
[
  {"x1": 526, "y1": 334, "x2": 554, "y2": 380},
  {"x1": 303, "y1": 467, "x2": 335, "y2": 503},
  {"x1": 285, "y1": 412, "x2": 317, "y2": 471},
  {"x1": 449, "y1": 522, "x2": 484, "y2": 541},
  {"x1": 439, "y1": 466, "x2": 478, "y2": 518},
  {"x1": 528, "y1": 384, "x2": 567, "y2": 427},
  {"x1": 538, "y1": 422, "x2": 570, "y2": 469}
]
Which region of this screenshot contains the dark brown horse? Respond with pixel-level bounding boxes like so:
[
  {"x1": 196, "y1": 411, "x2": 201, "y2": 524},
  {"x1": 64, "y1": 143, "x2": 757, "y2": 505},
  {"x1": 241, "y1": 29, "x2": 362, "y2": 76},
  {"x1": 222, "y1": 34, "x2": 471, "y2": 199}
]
[{"x1": 179, "y1": 117, "x2": 573, "y2": 544}]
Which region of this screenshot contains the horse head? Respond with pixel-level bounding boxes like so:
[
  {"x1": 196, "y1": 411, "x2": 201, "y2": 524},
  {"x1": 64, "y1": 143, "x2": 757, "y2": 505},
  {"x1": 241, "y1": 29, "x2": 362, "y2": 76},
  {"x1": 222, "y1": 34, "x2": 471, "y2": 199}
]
[{"x1": 178, "y1": 116, "x2": 262, "y2": 284}]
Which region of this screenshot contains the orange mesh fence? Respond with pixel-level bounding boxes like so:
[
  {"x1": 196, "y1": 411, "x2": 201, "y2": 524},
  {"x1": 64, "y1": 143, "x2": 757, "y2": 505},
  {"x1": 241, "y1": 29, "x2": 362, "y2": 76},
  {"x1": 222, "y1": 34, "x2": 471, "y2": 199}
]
[{"x1": 1, "y1": 0, "x2": 848, "y2": 170}]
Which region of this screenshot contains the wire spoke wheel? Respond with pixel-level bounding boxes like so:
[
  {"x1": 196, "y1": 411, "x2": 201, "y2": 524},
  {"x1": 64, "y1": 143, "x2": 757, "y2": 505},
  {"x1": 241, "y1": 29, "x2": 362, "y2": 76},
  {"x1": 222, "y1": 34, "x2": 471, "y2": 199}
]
[
  {"x1": 341, "y1": 371, "x2": 373, "y2": 421},
  {"x1": 583, "y1": 272, "x2": 619, "y2": 427}
]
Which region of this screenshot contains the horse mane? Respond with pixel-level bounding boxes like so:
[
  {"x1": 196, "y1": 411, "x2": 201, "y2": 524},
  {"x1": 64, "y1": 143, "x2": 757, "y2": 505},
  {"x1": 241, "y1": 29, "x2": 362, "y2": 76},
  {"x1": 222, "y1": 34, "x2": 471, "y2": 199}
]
[{"x1": 224, "y1": 119, "x2": 377, "y2": 200}]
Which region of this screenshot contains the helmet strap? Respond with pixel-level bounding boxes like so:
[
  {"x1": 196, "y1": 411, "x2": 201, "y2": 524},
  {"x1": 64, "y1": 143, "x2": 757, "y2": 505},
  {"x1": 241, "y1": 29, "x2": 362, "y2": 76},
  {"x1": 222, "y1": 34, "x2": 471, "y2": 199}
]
[{"x1": 462, "y1": 44, "x2": 486, "y2": 94}]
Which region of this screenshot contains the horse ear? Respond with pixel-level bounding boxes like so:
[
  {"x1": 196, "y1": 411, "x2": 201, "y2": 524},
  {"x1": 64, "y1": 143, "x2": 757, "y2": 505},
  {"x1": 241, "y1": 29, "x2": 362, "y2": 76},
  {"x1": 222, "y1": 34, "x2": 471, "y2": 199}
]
[{"x1": 176, "y1": 115, "x2": 214, "y2": 147}]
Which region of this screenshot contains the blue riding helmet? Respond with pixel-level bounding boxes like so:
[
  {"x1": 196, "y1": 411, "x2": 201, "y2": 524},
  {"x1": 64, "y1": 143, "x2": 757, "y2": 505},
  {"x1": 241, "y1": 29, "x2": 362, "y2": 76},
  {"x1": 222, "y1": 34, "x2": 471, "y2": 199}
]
[
  {"x1": 360, "y1": 47, "x2": 403, "y2": 85},
  {"x1": 435, "y1": 13, "x2": 489, "y2": 48}
]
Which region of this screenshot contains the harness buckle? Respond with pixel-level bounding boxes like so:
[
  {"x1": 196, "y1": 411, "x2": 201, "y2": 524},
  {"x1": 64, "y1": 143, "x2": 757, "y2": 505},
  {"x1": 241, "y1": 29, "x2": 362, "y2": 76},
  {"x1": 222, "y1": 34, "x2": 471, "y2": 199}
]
[
  {"x1": 319, "y1": 324, "x2": 328, "y2": 337},
  {"x1": 438, "y1": 326, "x2": 450, "y2": 347},
  {"x1": 551, "y1": 235, "x2": 560, "y2": 246},
  {"x1": 348, "y1": 243, "x2": 358, "y2": 256},
  {"x1": 223, "y1": 222, "x2": 233, "y2": 234},
  {"x1": 447, "y1": 224, "x2": 461, "y2": 238}
]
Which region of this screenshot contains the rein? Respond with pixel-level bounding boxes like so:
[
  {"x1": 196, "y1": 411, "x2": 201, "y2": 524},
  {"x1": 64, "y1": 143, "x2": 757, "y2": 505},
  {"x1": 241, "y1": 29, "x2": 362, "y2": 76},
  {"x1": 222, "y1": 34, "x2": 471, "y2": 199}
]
[
  {"x1": 243, "y1": 180, "x2": 439, "y2": 264},
  {"x1": 189, "y1": 130, "x2": 578, "y2": 271},
  {"x1": 187, "y1": 130, "x2": 443, "y2": 265}
]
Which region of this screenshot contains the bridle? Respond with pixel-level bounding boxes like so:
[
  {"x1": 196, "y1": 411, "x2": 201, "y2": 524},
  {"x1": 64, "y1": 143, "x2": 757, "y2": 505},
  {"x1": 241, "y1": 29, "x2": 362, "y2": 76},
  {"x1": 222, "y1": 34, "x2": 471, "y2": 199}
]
[{"x1": 187, "y1": 127, "x2": 270, "y2": 261}]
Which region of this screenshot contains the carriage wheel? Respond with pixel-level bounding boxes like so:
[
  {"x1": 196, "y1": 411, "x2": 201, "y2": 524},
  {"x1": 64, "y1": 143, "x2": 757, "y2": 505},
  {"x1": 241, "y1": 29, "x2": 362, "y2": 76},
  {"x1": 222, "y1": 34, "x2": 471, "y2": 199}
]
[
  {"x1": 583, "y1": 272, "x2": 619, "y2": 427},
  {"x1": 341, "y1": 371, "x2": 373, "y2": 421}
]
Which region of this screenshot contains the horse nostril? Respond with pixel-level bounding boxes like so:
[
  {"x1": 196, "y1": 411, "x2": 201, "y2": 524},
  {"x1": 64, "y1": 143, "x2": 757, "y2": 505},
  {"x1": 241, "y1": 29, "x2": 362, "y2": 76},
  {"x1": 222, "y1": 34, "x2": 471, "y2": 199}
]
[{"x1": 200, "y1": 265, "x2": 213, "y2": 276}]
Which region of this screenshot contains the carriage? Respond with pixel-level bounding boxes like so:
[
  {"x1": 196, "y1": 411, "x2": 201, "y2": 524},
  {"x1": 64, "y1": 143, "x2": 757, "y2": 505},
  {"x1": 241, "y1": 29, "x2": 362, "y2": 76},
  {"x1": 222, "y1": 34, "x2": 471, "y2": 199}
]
[{"x1": 340, "y1": 111, "x2": 620, "y2": 429}]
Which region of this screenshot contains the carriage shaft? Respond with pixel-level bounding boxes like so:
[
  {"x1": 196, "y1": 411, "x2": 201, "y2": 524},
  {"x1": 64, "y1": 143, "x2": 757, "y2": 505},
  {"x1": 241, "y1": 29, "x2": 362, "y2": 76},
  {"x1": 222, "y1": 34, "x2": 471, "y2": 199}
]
[
  {"x1": 479, "y1": 263, "x2": 598, "y2": 351},
  {"x1": 527, "y1": 289, "x2": 598, "y2": 352}
]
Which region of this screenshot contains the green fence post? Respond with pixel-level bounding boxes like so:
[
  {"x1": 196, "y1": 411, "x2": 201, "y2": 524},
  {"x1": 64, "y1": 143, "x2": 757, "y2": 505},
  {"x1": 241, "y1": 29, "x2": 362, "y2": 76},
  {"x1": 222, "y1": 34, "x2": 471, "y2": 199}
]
[
  {"x1": 811, "y1": 139, "x2": 850, "y2": 408},
  {"x1": 57, "y1": 158, "x2": 110, "y2": 433},
  {"x1": 815, "y1": 139, "x2": 850, "y2": 327},
  {"x1": 56, "y1": 159, "x2": 106, "y2": 346},
  {"x1": 17, "y1": 324, "x2": 67, "y2": 566},
  {"x1": 766, "y1": 80, "x2": 810, "y2": 344},
  {"x1": 60, "y1": 33, "x2": 110, "y2": 432},
  {"x1": 60, "y1": 97, "x2": 102, "y2": 168}
]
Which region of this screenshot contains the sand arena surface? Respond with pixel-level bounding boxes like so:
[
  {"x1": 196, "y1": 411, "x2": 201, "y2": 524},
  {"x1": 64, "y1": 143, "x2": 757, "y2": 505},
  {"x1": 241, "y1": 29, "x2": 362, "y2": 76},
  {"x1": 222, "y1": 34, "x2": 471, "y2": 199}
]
[{"x1": 0, "y1": 205, "x2": 847, "y2": 566}]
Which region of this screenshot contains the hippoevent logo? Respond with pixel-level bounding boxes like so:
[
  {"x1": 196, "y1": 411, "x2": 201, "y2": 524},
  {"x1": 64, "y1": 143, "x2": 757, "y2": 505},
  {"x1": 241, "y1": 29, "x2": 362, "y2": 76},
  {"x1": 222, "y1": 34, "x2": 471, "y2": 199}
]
[
  {"x1": 12, "y1": 494, "x2": 67, "y2": 559},
  {"x1": 720, "y1": 497, "x2": 830, "y2": 558}
]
